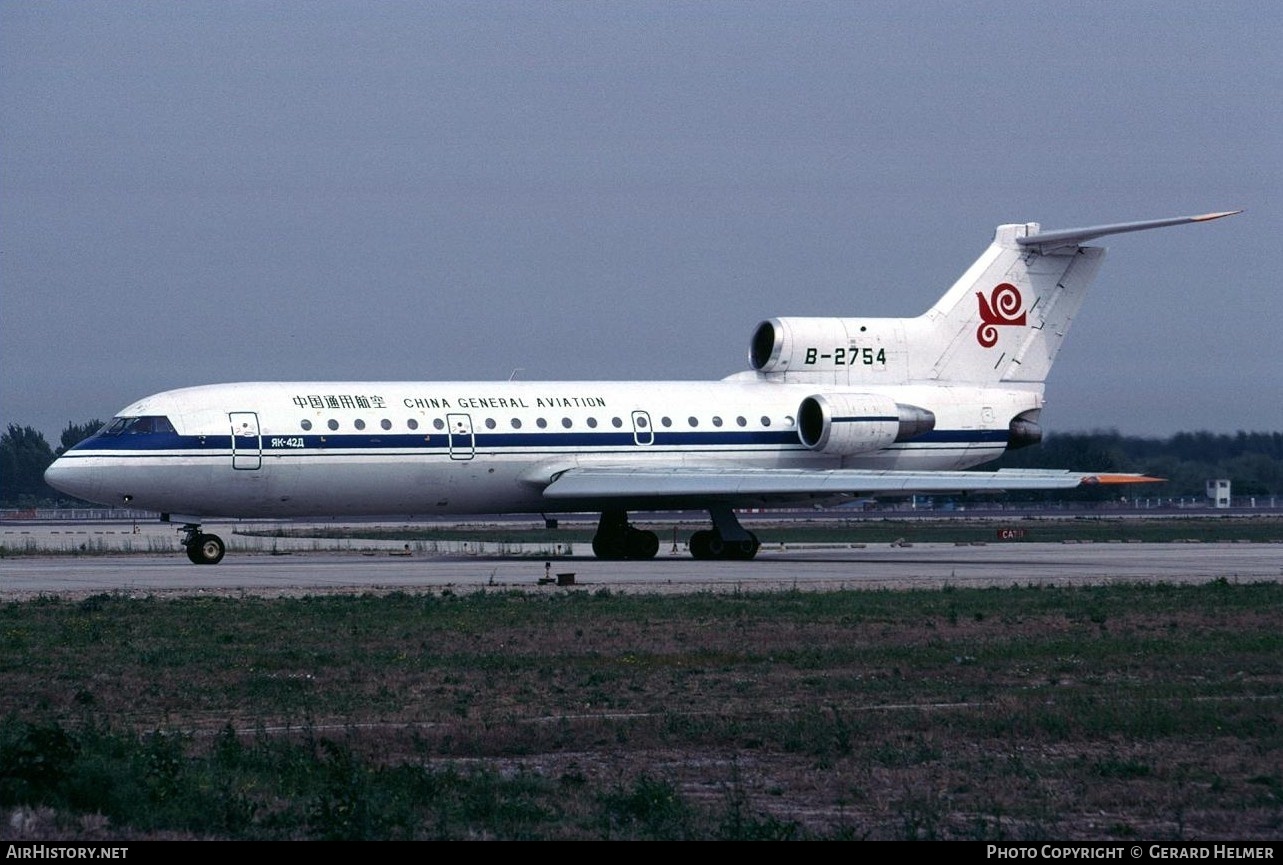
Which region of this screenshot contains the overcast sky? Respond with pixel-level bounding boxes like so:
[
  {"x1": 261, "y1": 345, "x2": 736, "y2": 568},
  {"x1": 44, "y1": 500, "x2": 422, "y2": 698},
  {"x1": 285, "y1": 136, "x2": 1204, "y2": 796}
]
[{"x1": 3, "y1": 1, "x2": 1279, "y2": 444}]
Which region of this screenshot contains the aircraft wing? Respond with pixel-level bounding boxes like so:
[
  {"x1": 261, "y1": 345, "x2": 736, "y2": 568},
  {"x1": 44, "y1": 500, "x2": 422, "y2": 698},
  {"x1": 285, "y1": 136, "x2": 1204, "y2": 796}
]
[{"x1": 540, "y1": 466, "x2": 1159, "y2": 507}]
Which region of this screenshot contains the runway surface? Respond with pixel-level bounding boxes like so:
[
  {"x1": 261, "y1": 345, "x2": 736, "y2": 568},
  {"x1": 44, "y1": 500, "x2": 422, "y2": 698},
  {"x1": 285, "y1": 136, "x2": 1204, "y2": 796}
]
[{"x1": 2, "y1": 541, "x2": 1280, "y2": 598}]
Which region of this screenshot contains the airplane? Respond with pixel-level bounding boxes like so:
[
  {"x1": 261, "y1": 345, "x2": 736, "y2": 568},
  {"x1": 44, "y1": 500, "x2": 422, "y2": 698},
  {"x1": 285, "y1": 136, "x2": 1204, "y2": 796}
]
[{"x1": 44, "y1": 210, "x2": 1239, "y2": 564}]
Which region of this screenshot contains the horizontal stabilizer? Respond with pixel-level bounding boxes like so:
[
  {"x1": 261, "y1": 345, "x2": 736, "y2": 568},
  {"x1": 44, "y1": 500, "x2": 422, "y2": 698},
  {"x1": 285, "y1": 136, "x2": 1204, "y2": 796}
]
[{"x1": 1015, "y1": 210, "x2": 1241, "y2": 253}]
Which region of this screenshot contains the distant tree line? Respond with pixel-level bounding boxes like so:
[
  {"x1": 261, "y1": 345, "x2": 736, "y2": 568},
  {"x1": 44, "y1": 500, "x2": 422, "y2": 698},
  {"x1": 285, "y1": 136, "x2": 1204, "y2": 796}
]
[
  {"x1": 2, "y1": 422, "x2": 1281, "y2": 507},
  {"x1": 992, "y1": 430, "x2": 1283, "y2": 501},
  {"x1": 1, "y1": 421, "x2": 102, "y2": 506}
]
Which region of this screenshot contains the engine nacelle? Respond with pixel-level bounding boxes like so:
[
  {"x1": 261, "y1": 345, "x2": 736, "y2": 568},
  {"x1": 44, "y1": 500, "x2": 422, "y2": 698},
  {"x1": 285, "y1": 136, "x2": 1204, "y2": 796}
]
[
  {"x1": 751, "y1": 318, "x2": 856, "y2": 373},
  {"x1": 797, "y1": 393, "x2": 936, "y2": 456},
  {"x1": 1008, "y1": 409, "x2": 1043, "y2": 450}
]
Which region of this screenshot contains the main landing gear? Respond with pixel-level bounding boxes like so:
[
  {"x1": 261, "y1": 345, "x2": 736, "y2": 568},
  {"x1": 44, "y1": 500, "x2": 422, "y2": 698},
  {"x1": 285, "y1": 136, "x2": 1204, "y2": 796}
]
[
  {"x1": 688, "y1": 528, "x2": 760, "y2": 560},
  {"x1": 588, "y1": 507, "x2": 761, "y2": 561},
  {"x1": 180, "y1": 524, "x2": 226, "y2": 565},
  {"x1": 688, "y1": 506, "x2": 760, "y2": 560},
  {"x1": 591, "y1": 510, "x2": 661, "y2": 560}
]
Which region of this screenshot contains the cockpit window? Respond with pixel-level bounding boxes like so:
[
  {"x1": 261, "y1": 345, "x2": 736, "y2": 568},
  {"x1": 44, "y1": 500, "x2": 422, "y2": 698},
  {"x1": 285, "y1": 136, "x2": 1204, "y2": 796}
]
[{"x1": 100, "y1": 415, "x2": 177, "y2": 436}]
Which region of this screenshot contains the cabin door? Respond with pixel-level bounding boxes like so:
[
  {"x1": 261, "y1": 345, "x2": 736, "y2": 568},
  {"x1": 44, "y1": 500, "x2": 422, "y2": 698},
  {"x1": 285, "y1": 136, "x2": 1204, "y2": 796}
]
[
  {"x1": 447, "y1": 413, "x2": 475, "y2": 460},
  {"x1": 229, "y1": 412, "x2": 262, "y2": 470},
  {"x1": 631, "y1": 410, "x2": 654, "y2": 446}
]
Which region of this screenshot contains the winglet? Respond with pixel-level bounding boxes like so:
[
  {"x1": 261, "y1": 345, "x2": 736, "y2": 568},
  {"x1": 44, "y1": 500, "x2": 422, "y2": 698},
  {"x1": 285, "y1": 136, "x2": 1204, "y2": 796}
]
[{"x1": 1016, "y1": 210, "x2": 1241, "y2": 253}]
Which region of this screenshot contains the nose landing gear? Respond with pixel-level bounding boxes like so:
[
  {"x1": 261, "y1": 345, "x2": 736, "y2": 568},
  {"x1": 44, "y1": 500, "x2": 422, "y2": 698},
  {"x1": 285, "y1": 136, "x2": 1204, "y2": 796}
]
[{"x1": 180, "y1": 524, "x2": 226, "y2": 565}]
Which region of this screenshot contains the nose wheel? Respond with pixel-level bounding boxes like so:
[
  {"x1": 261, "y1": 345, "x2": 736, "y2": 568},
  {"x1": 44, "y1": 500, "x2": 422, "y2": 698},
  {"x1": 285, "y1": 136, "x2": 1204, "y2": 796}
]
[{"x1": 180, "y1": 525, "x2": 226, "y2": 565}]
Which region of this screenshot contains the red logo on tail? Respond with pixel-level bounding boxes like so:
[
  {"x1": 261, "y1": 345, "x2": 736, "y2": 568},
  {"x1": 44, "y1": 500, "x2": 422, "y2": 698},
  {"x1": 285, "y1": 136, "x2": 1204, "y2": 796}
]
[{"x1": 976, "y1": 283, "x2": 1026, "y2": 347}]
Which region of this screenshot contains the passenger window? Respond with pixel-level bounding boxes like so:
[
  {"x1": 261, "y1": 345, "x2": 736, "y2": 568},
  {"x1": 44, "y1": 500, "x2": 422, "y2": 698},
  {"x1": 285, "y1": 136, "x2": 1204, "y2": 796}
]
[
  {"x1": 433, "y1": 418, "x2": 445, "y2": 431},
  {"x1": 407, "y1": 419, "x2": 419, "y2": 430},
  {"x1": 712, "y1": 416, "x2": 723, "y2": 427},
  {"x1": 301, "y1": 420, "x2": 313, "y2": 431},
  {"x1": 561, "y1": 417, "x2": 572, "y2": 429},
  {"x1": 354, "y1": 419, "x2": 366, "y2": 431},
  {"x1": 587, "y1": 417, "x2": 598, "y2": 428},
  {"x1": 381, "y1": 419, "x2": 392, "y2": 431},
  {"x1": 485, "y1": 418, "x2": 496, "y2": 429},
  {"x1": 688, "y1": 417, "x2": 698, "y2": 427},
  {"x1": 327, "y1": 419, "x2": 339, "y2": 431},
  {"x1": 761, "y1": 416, "x2": 771, "y2": 427},
  {"x1": 511, "y1": 418, "x2": 522, "y2": 429},
  {"x1": 537, "y1": 418, "x2": 548, "y2": 429},
  {"x1": 612, "y1": 417, "x2": 623, "y2": 428},
  {"x1": 736, "y1": 416, "x2": 747, "y2": 427}
]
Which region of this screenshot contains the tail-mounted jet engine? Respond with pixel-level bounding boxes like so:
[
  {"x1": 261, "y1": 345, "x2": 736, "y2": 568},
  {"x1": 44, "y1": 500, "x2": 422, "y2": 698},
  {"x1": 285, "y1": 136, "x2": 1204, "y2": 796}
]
[
  {"x1": 751, "y1": 318, "x2": 859, "y2": 374},
  {"x1": 797, "y1": 393, "x2": 936, "y2": 456},
  {"x1": 1008, "y1": 409, "x2": 1043, "y2": 450}
]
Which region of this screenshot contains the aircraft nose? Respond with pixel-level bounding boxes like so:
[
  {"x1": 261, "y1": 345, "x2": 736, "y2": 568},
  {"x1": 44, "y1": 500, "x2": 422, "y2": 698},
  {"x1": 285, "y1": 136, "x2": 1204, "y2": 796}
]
[{"x1": 44, "y1": 457, "x2": 102, "y2": 502}]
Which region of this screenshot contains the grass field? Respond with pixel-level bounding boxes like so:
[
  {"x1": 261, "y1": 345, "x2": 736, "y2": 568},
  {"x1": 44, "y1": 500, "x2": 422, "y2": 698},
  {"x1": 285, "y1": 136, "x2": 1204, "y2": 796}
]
[{"x1": 2, "y1": 580, "x2": 1282, "y2": 840}]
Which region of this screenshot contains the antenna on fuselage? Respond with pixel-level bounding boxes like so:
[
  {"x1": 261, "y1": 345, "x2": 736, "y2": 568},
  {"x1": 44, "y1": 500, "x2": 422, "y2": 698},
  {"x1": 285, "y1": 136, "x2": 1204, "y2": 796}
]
[{"x1": 508, "y1": 368, "x2": 524, "y2": 381}]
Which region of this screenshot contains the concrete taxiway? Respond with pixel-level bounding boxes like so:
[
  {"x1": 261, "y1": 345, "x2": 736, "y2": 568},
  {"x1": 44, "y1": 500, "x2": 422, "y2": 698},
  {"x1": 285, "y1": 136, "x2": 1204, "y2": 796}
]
[{"x1": 2, "y1": 541, "x2": 1280, "y2": 598}]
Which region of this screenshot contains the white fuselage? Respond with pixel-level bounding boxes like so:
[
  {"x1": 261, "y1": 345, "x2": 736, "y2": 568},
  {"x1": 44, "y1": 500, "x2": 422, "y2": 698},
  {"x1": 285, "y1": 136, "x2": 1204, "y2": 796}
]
[{"x1": 46, "y1": 377, "x2": 1040, "y2": 519}]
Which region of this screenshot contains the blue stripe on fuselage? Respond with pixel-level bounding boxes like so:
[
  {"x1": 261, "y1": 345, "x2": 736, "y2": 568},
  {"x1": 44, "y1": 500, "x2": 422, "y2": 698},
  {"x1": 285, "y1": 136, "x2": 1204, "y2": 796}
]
[{"x1": 65, "y1": 427, "x2": 1007, "y2": 454}]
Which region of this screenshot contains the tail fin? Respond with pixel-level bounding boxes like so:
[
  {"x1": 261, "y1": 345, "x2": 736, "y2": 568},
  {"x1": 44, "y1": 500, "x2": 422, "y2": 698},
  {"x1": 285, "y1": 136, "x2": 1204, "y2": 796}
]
[
  {"x1": 743, "y1": 211, "x2": 1237, "y2": 387},
  {"x1": 917, "y1": 211, "x2": 1239, "y2": 384}
]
